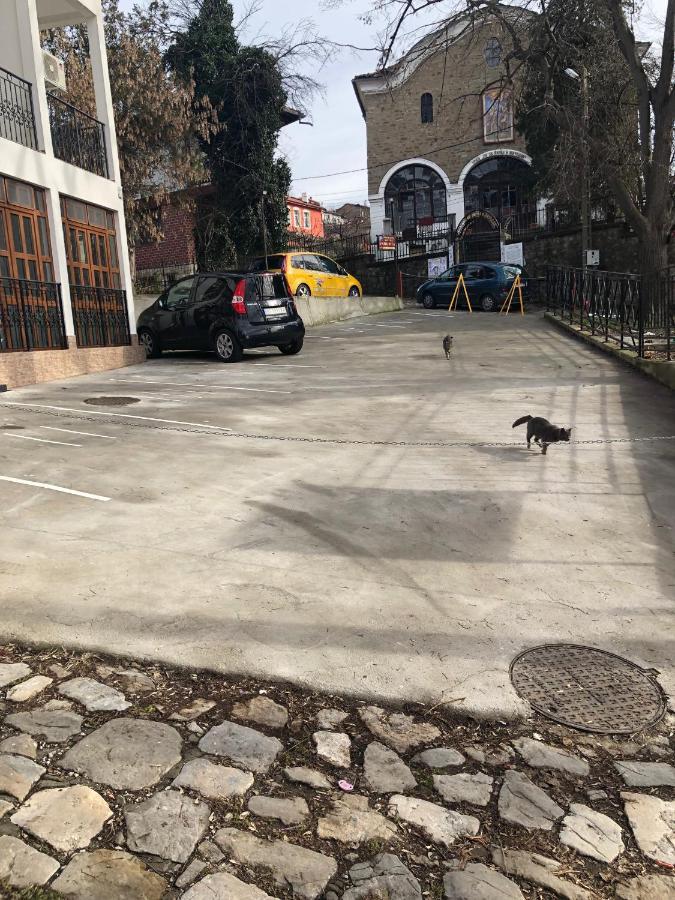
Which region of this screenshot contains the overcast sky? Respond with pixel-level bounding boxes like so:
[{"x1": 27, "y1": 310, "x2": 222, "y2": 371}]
[{"x1": 122, "y1": 0, "x2": 670, "y2": 210}]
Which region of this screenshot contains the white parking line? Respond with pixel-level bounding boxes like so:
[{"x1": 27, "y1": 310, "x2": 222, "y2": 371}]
[
  {"x1": 248, "y1": 363, "x2": 326, "y2": 369},
  {"x1": 366, "y1": 323, "x2": 405, "y2": 328},
  {"x1": 4, "y1": 433, "x2": 81, "y2": 447},
  {"x1": 0, "y1": 476, "x2": 110, "y2": 502},
  {"x1": 41, "y1": 426, "x2": 117, "y2": 440},
  {"x1": 110, "y1": 378, "x2": 290, "y2": 394},
  {"x1": 0, "y1": 402, "x2": 232, "y2": 431}
]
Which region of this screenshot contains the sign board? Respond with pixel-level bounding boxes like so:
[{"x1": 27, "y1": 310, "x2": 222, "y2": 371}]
[
  {"x1": 447, "y1": 246, "x2": 454, "y2": 269},
  {"x1": 586, "y1": 249, "x2": 600, "y2": 267},
  {"x1": 378, "y1": 235, "x2": 396, "y2": 250},
  {"x1": 502, "y1": 242, "x2": 524, "y2": 266},
  {"x1": 428, "y1": 256, "x2": 447, "y2": 278}
]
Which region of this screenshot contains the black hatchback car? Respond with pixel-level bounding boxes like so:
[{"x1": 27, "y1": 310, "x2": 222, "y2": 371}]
[
  {"x1": 137, "y1": 272, "x2": 305, "y2": 362},
  {"x1": 416, "y1": 262, "x2": 528, "y2": 311}
]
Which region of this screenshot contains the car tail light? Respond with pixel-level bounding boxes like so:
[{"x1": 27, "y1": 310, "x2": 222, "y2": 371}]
[{"x1": 232, "y1": 279, "x2": 247, "y2": 315}]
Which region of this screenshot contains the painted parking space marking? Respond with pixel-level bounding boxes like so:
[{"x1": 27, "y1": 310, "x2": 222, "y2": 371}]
[
  {"x1": 248, "y1": 363, "x2": 326, "y2": 369},
  {"x1": 0, "y1": 476, "x2": 110, "y2": 502},
  {"x1": 0, "y1": 402, "x2": 232, "y2": 431},
  {"x1": 4, "y1": 433, "x2": 81, "y2": 447},
  {"x1": 41, "y1": 426, "x2": 117, "y2": 440},
  {"x1": 110, "y1": 378, "x2": 291, "y2": 394}
]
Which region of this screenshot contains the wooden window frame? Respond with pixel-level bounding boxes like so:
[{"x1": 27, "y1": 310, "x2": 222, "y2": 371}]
[{"x1": 0, "y1": 176, "x2": 55, "y2": 284}]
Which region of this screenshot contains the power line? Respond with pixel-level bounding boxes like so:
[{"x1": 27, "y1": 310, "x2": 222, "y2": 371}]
[{"x1": 292, "y1": 127, "x2": 515, "y2": 182}]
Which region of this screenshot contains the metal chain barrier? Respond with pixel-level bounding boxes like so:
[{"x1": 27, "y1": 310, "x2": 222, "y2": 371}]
[{"x1": 2, "y1": 402, "x2": 675, "y2": 449}]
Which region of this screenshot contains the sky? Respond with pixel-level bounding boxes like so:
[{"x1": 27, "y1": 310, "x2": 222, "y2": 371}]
[{"x1": 120, "y1": 0, "x2": 671, "y2": 211}]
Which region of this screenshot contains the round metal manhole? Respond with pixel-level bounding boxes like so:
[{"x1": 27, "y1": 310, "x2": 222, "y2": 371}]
[
  {"x1": 510, "y1": 644, "x2": 666, "y2": 734},
  {"x1": 84, "y1": 396, "x2": 141, "y2": 407}
]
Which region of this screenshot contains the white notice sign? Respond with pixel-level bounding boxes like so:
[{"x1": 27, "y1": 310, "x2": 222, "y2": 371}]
[
  {"x1": 428, "y1": 256, "x2": 447, "y2": 278},
  {"x1": 502, "y1": 242, "x2": 524, "y2": 266}
]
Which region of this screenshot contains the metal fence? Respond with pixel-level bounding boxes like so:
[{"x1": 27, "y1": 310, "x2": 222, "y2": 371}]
[
  {"x1": 0, "y1": 277, "x2": 67, "y2": 352},
  {"x1": 546, "y1": 265, "x2": 674, "y2": 359},
  {"x1": 48, "y1": 94, "x2": 109, "y2": 178},
  {"x1": 0, "y1": 66, "x2": 37, "y2": 149},
  {"x1": 505, "y1": 202, "x2": 624, "y2": 241},
  {"x1": 283, "y1": 222, "x2": 455, "y2": 265},
  {"x1": 70, "y1": 285, "x2": 130, "y2": 348}
]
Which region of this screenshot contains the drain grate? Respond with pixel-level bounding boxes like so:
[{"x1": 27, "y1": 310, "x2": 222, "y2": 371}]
[
  {"x1": 510, "y1": 644, "x2": 665, "y2": 734},
  {"x1": 84, "y1": 396, "x2": 140, "y2": 407}
]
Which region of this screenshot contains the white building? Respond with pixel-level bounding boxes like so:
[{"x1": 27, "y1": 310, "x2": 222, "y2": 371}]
[{"x1": 0, "y1": 0, "x2": 143, "y2": 389}]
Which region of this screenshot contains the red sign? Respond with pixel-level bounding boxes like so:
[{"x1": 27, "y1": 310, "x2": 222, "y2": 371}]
[{"x1": 378, "y1": 235, "x2": 396, "y2": 250}]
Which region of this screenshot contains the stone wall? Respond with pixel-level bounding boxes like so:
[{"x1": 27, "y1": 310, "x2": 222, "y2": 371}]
[
  {"x1": 0, "y1": 338, "x2": 146, "y2": 391},
  {"x1": 521, "y1": 223, "x2": 648, "y2": 277}
]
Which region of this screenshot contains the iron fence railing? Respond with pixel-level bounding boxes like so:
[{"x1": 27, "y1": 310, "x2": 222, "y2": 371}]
[
  {"x1": 47, "y1": 94, "x2": 108, "y2": 178},
  {"x1": 282, "y1": 221, "x2": 456, "y2": 265},
  {"x1": 505, "y1": 202, "x2": 624, "y2": 241},
  {"x1": 0, "y1": 66, "x2": 38, "y2": 149},
  {"x1": 546, "y1": 265, "x2": 674, "y2": 360},
  {"x1": 0, "y1": 277, "x2": 67, "y2": 352},
  {"x1": 70, "y1": 285, "x2": 130, "y2": 348}
]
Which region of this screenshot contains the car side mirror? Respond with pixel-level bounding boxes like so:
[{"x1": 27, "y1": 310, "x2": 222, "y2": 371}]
[{"x1": 157, "y1": 294, "x2": 167, "y2": 310}]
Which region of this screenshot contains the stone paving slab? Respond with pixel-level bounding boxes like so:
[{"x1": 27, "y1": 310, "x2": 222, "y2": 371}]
[{"x1": 0, "y1": 643, "x2": 672, "y2": 898}]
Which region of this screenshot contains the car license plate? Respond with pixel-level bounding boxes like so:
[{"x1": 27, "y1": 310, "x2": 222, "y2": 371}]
[{"x1": 265, "y1": 306, "x2": 286, "y2": 319}]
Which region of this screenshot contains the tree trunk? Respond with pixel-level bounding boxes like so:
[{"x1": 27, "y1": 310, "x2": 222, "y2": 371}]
[{"x1": 637, "y1": 224, "x2": 669, "y2": 279}]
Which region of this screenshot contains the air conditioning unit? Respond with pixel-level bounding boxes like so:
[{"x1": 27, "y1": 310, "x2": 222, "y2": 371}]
[{"x1": 43, "y1": 51, "x2": 66, "y2": 92}]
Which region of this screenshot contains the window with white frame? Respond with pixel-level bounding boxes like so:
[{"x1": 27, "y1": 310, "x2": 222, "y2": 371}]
[
  {"x1": 293, "y1": 209, "x2": 300, "y2": 227},
  {"x1": 303, "y1": 210, "x2": 310, "y2": 228}
]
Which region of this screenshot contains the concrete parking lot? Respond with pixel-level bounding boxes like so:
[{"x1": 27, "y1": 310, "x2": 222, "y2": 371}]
[{"x1": 1, "y1": 309, "x2": 674, "y2": 719}]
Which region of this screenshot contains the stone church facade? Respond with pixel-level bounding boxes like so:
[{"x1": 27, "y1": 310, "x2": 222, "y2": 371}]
[{"x1": 353, "y1": 9, "x2": 538, "y2": 247}]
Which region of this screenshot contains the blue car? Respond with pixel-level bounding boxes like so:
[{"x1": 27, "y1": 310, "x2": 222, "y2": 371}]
[{"x1": 416, "y1": 261, "x2": 527, "y2": 311}]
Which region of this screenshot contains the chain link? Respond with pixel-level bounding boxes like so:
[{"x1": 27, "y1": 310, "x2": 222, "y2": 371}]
[{"x1": 1, "y1": 402, "x2": 675, "y2": 449}]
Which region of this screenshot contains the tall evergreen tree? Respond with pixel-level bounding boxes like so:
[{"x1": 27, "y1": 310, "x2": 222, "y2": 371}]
[{"x1": 168, "y1": 0, "x2": 292, "y2": 266}]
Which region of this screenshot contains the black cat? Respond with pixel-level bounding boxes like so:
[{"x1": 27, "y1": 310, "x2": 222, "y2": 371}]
[{"x1": 512, "y1": 415, "x2": 572, "y2": 455}]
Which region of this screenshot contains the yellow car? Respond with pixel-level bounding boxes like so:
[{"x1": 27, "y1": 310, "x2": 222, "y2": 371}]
[{"x1": 249, "y1": 252, "x2": 362, "y2": 298}]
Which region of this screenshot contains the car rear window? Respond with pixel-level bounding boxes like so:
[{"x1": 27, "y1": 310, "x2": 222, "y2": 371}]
[
  {"x1": 249, "y1": 255, "x2": 285, "y2": 272},
  {"x1": 503, "y1": 266, "x2": 521, "y2": 278},
  {"x1": 246, "y1": 273, "x2": 289, "y2": 300}
]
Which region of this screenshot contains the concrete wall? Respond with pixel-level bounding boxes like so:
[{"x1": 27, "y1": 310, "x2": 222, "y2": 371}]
[{"x1": 294, "y1": 294, "x2": 404, "y2": 327}]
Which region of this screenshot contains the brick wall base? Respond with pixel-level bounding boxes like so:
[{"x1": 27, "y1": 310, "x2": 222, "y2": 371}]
[{"x1": 0, "y1": 336, "x2": 146, "y2": 390}]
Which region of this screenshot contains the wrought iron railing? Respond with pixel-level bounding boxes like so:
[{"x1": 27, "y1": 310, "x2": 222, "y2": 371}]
[
  {"x1": 506, "y1": 202, "x2": 624, "y2": 241},
  {"x1": 546, "y1": 265, "x2": 674, "y2": 360},
  {"x1": 47, "y1": 94, "x2": 108, "y2": 178},
  {"x1": 0, "y1": 277, "x2": 67, "y2": 352},
  {"x1": 0, "y1": 66, "x2": 37, "y2": 149},
  {"x1": 70, "y1": 285, "x2": 130, "y2": 348}
]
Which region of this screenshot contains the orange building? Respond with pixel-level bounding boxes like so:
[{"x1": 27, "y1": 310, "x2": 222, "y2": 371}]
[{"x1": 287, "y1": 194, "x2": 324, "y2": 238}]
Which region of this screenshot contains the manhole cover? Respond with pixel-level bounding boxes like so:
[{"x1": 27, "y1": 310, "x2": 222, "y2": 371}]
[
  {"x1": 510, "y1": 644, "x2": 665, "y2": 734},
  {"x1": 84, "y1": 396, "x2": 140, "y2": 407}
]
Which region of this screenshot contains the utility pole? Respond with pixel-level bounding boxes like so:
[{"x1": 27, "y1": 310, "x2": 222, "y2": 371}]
[
  {"x1": 261, "y1": 190, "x2": 269, "y2": 270},
  {"x1": 580, "y1": 65, "x2": 590, "y2": 272}
]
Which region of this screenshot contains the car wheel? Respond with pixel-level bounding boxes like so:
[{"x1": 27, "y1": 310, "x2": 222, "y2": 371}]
[
  {"x1": 480, "y1": 293, "x2": 497, "y2": 312},
  {"x1": 348, "y1": 285, "x2": 360, "y2": 297},
  {"x1": 279, "y1": 338, "x2": 304, "y2": 356},
  {"x1": 422, "y1": 293, "x2": 435, "y2": 309},
  {"x1": 138, "y1": 328, "x2": 161, "y2": 358},
  {"x1": 295, "y1": 283, "x2": 311, "y2": 297},
  {"x1": 214, "y1": 329, "x2": 242, "y2": 363}
]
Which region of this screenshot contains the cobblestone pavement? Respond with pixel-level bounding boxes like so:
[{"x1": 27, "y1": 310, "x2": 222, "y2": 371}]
[{"x1": 0, "y1": 646, "x2": 673, "y2": 899}]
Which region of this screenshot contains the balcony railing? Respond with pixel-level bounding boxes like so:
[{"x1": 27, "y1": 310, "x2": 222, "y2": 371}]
[
  {"x1": 70, "y1": 285, "x2": 130, "y2": 348},
  {"x1": 0, "y1": 67, "x2": 37, "y2": 149},
  {"x1": 48, "y1": 94, "x2": 109, "y2": 178},
  {"x1": 0, "y1": 277, "x2": 67, "y2": 352}
]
